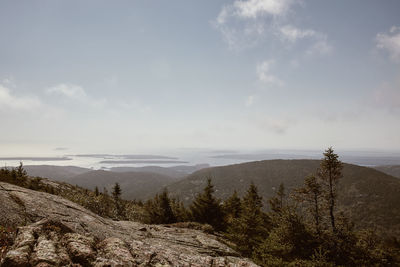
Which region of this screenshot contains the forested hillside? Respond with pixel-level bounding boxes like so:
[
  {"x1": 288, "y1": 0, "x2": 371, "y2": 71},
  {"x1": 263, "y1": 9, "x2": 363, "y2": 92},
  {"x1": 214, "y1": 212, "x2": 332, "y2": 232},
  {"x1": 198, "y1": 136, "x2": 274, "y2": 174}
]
[
  {"x1": 68, "y1": 170, "x2": 181, "y2": 200},
  {"x1": 166, "y1": 159, "x2": 400, "y2": 235},
  {"x1": 374, "y1": 165, "x2": 400, "y2": 178}
]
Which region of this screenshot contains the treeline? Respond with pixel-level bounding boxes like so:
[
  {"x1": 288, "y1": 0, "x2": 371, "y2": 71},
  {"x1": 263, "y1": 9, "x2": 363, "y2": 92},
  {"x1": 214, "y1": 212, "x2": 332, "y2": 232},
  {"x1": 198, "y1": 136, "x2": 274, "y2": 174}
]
[{"x1": 140, "y1": 148, "x2": 400, "y2": 266}]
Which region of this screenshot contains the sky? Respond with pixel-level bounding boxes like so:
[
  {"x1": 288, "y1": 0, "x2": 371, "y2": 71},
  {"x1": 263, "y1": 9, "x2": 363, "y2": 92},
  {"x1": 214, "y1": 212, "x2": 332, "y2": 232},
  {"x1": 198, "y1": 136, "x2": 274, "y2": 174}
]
[{"x1": 0, "y1": 0, "x2": 400, "y2": 155}]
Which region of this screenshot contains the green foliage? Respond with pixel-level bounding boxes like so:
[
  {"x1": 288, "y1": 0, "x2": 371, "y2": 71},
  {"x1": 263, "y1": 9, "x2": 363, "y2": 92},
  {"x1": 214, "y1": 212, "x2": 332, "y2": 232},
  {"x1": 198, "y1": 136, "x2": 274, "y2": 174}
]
[
  {"x1": 189, "y1": 178, "x2": 225, "y2": 231},
  {"x1": 228, "y1": 183, "x2": 268, "y2": 257},
  {"x1": 294, "y1": 175, "x2": 323, "y2": 235},
  {"x1": 170, "y1": 198, "x2": 189, "y2": 222},
  {"x1": 257, "y1": 207, "x2": 317, "y2": 263},
  {"x1": 16, "y1": 162, "x2": 27, "y2": 182},
  {"x1": 112, "y1": 182, "x2": 125, "y2": 219},
  {"x1": 225, "y1": 148, "x2": 400, "y2": 266},
  {"x1": 0, "y1": 162, "x2": 28, "y2": 186},
  {"x1": 112, "y1": 182, "x2": 122, "y2": 200},
  {"x1": 144, "y1": 189, "x2": 177, "y2": 224},
  {"x1": 223, "y1": 190, "x2": 241, "y2": 225},
  {"x1": 318, "y1": 147, "x2": 343, "y2": 232},
  {"x1": 269, "y1": 183, "x2": 286, "y2": 213}
]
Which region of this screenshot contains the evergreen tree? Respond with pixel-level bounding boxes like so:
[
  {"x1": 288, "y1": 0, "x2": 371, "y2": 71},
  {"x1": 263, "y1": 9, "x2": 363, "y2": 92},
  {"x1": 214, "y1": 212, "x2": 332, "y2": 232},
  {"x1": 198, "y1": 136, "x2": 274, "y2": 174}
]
[
  {"x1": 112, "y1": 183, "x2": 121, "y2": 200},
  {"x1": 94, "y1": 186, "x2": 100, "y2": 196},
  {"x1": 269, "y1": 183, "x2": 286, "y2": 213},
  {"x1": 159, "y1": 189, "x2": 175, "y2": 223},
  {"x1": 16, "y1": 162, "x2": 27, "y2": 184},
  {"x1": 223, "y1": 190, "x2": 242, "y2": 225},
  {"x1": 190, "y1": 178, "x2": 224, "y2": 231},
  {"x1": 112, "y1": 183, "x2": 123, "y2": 218},
  {"x1": 256, "y1": 207, "x2": 316, "y2": 264},
  {"x1": 295, "y1": 175, "x2": 323, "y2": 236},
  {"x1": 145, "y1": 189, "x2": 176, "y2": 224},
  {"x1": 229, "y1": 183, "x2": 268, "y2": 257},
  {"x1": 318, "y1": 147, "x2": 342, "y2": 232},
  {"x1": 170, "y1": 198, "x2": 189, "y2": 222},
  {"x1": 10, "y1": 169, "x2": 17, "y2": 183}
]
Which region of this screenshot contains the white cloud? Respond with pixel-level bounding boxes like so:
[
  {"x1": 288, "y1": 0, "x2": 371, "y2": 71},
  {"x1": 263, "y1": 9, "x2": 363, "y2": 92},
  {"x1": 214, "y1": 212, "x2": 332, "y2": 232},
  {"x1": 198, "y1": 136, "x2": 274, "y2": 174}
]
[
  {"x1": 280, "y1": 25, "x2": 332, "y2": 56},
  {"x1": 217, "y1": 6, "x2": 230, "y2": 25},
  {"x1": 256, "y1": 60, "x2": 284, "y2": 86},
  {"x1": 47, "y1": 84, "x2": 87, "y2": 99},
  {"x1": 0, "y1": 85, "x2": 41, "y2": 111},
  {"x1": 215, "y1": 22, "x2": 266, "y2": 50},
  {"x1": 214, "y1": 0, "x2": 297, "y2": 50},
  {"x1": 245, "y1": 95, "x2": 255, "y2": 107},
  {"x1": 46, "y1": 83, "x2": 106, "y2": 108},
  {"x1": 279, "y1": 25, "x2": 316, "y2": 42},
  {"x1": 233, "y1": 0, "x2": 294, "y2": 18},
  {"x1": 213, "y1": 1, "x2": 332, "y2": 56},
  {"x1": 217, "y1": 0, "x2": 292, "y2": 24},
  {"x1": 376, "y1": 26, "x2": 400, "y2": 62}
]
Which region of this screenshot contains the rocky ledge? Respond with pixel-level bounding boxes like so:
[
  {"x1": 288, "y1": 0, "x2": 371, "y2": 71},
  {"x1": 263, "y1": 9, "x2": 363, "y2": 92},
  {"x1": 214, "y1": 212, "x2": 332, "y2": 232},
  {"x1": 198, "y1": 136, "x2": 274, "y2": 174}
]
[{"x1": 0, "y1": 182, "x2": 257, "y2": 266}]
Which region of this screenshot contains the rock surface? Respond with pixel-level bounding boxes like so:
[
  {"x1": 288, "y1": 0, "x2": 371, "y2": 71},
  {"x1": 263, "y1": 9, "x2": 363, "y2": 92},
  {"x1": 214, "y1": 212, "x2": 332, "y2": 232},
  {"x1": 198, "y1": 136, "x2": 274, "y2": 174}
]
[{"x1": 0, "y1": 182, "x2": 258, "y2": 266}]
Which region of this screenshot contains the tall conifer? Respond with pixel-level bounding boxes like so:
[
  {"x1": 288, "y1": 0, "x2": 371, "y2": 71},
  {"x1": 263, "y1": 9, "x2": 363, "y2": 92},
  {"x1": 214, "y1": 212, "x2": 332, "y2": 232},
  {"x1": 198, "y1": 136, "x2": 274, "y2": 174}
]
[
  {"x1": 190, "y1": 178, "x2": 224, "y2": 231},
  {"x1": 229, "y1": 183, "x2": 268, "y2": 257},
  {"x1": 318, "y1": 147, "x2": 342, "y2": 232}
]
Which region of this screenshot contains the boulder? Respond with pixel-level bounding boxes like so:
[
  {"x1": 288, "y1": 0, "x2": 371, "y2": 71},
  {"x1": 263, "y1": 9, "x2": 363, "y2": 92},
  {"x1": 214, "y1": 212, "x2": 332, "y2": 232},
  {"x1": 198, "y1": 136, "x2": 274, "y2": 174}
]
[{"x1": 0, "y1": 182, "x2": 258, "y2": 266}]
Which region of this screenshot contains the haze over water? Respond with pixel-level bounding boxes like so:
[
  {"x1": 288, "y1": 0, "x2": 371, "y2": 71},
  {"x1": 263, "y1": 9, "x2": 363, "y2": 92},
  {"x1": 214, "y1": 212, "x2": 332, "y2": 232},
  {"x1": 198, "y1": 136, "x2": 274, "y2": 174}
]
[{"x1": 2, "y1": 149, "x2": 400, "y2": 170}]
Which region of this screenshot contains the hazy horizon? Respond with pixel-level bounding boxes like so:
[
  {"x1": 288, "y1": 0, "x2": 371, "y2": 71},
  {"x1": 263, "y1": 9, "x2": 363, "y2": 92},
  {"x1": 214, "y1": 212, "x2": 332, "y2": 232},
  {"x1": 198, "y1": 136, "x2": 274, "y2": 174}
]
[
  {"x1": 1, "y1": 0, "x2": 400, "y2": 154},
  {"x1": 2, "y1": 148, "x2": 400, "y2": 170}
]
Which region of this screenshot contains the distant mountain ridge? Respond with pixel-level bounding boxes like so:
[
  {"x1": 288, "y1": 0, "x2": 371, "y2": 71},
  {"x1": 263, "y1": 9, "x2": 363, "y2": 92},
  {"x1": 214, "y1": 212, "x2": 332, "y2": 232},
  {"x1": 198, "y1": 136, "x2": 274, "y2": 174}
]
[
  {"x1": 166, "y1": 159, "x2": 400, "y2": 235},
  {"x1": 23, "y1": 164, "x2": 210, "y2": 181},
  {"x1": 23, "y1": 165, "x2": 91, "y2": 182}
]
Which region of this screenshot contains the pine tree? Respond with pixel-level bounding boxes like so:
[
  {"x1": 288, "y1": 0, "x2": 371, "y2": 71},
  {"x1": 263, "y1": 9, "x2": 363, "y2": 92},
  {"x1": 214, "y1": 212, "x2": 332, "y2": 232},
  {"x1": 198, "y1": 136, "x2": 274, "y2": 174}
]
[
  {"x1": 269, "y1": 183, "x2": 286, "y2": 213},
  {"x1": 16, "y1": 162, "x2": 27, "y2": 184},
  {"x1": 112, "y1": 183, "x2": 123, "y2": 218},
  {"x1": 229, "y1": 183, "x2": 268, "y2": 257},
  {"x1": 171, "y1": 198, "x2": 189, "y2": 222},
  {"x1": 318, "y1": 147, "x2": 342, "y2": 232},
  {"x1": 10, "y1": 169, "x2": 17, "y2": 183},
  {"x1": 94, "y1": 186, "x2": 100, "y2": 196},
  {"x1": 223, "y1": 190, "x2": 242, "y2": 225},
  {"x1": 295, "y1": 175, "x2": 323, "y2": 236},
  {"x1": 157, "y1": 189, "x2": 176, "y2": 224},
  {"x1": 112, "y1": 183, "x2": 121, "y2": 200},
  {"x1": 145, "y1": 189, "x2": 176, "y2": 224},
  {"x1": 190, "y1": 178, "x2": 224, "y2": 231}
]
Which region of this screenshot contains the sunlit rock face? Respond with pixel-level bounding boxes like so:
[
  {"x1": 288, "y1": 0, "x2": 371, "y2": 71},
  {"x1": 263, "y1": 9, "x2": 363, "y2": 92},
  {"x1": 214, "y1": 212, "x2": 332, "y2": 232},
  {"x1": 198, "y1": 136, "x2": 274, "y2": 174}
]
[{"x1": 0, "y1": 182, "x2": 258, "y2": 266}]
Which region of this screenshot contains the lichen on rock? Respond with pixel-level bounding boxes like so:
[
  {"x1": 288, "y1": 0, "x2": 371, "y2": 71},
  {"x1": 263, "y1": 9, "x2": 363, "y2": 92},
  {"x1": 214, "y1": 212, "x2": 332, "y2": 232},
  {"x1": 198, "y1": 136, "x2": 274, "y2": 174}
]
[{"x1": 0, "y1": 182, "x2": 258, "y2": 266}]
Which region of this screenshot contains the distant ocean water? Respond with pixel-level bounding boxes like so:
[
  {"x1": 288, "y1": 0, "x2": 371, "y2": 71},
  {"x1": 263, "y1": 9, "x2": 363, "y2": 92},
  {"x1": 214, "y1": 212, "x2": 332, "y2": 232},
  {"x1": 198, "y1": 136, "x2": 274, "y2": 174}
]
[{"x1": 1, "y1": 149, "x2": 400, "y2": 169}]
